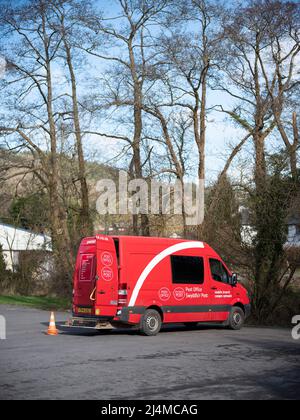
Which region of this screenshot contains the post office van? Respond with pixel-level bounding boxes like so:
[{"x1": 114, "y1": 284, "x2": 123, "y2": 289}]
[{"x1": 71, "y1": 235, "x2": 251, "y2": 336}]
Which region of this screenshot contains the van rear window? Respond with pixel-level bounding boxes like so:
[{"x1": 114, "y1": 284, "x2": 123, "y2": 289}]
[
  {"x1": 80, "y1": 255, "x2": 95, "y2": 282},
  {"x1": 171, "y1": 256, "x2": 204, "y2": 285}
]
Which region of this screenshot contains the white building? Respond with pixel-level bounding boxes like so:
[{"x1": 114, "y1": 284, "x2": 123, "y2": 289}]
[
  {"x1": 239, "y1": 207, "x2": 300, "y2": 248},
  {"x1": 287, "y1": 216, "x2": 300, "y2": 247},
  {"x1": 0, "y1": 223, "x2": 52, "y2": 271}
]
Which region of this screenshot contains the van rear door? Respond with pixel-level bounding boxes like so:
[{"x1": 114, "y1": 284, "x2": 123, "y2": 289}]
[
  {"x1": 73, "y1": 238, "x2": 97, "y2": 315},
  {"x1": 95, "y1": 236, "x2": 119, "y2": 317}
]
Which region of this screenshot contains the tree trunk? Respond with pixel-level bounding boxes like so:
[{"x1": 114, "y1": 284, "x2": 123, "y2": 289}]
[
  {"x1": 42, "y1": 15, "x2": 74, "y2": 286},
  {"x1": 254, "y1": 130, "x2": 267, "y2": 194},
  {"x1": 132, "y1": 96, "x2": 150, "y2": 236},
  {"x1": 64, "y1": 36, "x2": 93, "y2": 238},
  {"x1": 143, "y1": 105, "x2": 186, "y2": 238},
  {"x1": 291, "y1": 112, "x2": 299, "y2": 181},
  {"x1": 129, "y1": 39, "x2": 150, "y2": 236},
  {"x1": 193, "y1": 76, "x2": 207, "y2": 240}
]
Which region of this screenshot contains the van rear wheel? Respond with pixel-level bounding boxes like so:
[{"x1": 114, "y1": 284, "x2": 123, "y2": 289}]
[
  {"x1": 228, "y1": 307, "x2": 245, "y2": 330},
  {"x1": 140, "y1": 309, "x2": 162, "y2": 336}
]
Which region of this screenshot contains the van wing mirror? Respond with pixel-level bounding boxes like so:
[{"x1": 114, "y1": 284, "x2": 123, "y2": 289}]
[{"x1": 230, "y1": 273, "x2": 238, "y2": 286}]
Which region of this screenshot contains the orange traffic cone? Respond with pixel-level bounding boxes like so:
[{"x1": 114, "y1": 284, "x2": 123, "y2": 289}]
[{"x1": 47, "y1": 312, "x2": 59, "y2": 336}]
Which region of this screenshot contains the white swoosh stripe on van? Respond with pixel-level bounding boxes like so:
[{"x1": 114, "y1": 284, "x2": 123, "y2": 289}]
[{"x1": 128, "y1": 241, "x2": 205, "y2": 307}]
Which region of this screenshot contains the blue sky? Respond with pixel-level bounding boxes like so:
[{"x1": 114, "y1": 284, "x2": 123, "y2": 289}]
[
  {"x1": 2, "y1": 0, "x2": 292, "y2": 185},
  {"x1": 80, "y1": 0, "x2": 256, "y2": 183}
]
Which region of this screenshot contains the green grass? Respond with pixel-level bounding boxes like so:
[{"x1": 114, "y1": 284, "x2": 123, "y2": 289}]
[{"x1": 0, "y1": 295, "x2": 71, "y2": 311}]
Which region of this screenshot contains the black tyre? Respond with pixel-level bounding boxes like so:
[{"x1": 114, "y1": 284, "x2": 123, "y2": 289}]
[
  {"x1": 228, "y1": 306, "x2": 245, "y2": 330},
  {"x1": 140, "y1": 309, "x2": 162, "y2": 336}
]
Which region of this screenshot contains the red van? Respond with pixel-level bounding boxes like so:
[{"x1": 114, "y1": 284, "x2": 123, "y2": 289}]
[{"x1": 71, "y1": 235, "x2": 251, "y2": 336}]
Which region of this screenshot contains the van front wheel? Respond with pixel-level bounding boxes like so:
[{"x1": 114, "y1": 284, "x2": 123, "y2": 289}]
[
  {"x1": 140, "y1": 309, "x2": 162, "y2": 336},
  {"x1": 228, "y1": 306, "x2": 245, "y2": 330}
]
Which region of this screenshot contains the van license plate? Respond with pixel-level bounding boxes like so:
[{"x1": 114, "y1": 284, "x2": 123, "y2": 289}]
[{"x1": 77, "y1": 308, "x2": 92, "y2": 314}]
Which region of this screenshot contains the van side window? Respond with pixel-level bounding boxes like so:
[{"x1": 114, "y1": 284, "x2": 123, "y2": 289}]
[
  {"x1": 114, "y1": 239, "x2": 120, "y2": 266},
  {"x1": 209, "y1": 259, "x2": 229, "y2": 284},
  {"x1": 171, "y1": 256, "x2": 204, "y2": 285}
]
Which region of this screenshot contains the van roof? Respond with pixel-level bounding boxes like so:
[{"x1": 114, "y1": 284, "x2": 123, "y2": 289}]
[
  {"x1": 82, "y1": 235, "x2": 220, "y2": 261},
  {"x1": 113, "y1": 235, "x2": 205, "y2": 244},
  {"x1": 91, "y1": 234, "x2": 209, "y2": 248}
]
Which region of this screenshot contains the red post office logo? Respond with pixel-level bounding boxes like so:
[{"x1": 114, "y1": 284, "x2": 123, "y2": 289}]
[
  {"x1": 159, "y1": 287, "x2": 171, "y2": 302},
  {"x1": 101, "y1": 252, "x2": 113, "y2": 266},
  {"x1": 173, "y1": 287, "x2": 185, "y2": 301},
  {"x1": 101, "y1": 267, "x2": 114, "y2": 282}
]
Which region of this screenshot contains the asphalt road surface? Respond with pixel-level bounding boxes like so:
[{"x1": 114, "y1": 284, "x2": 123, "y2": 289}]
[{"x1": 0, "y1": 304, "x2": 300, "y2": 400}]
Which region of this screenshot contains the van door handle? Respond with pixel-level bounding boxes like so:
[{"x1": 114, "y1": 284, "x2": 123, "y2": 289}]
[
  {"x1": 98, "y1": 290, "x2": 106, "y2": 295},
  {"x1": 211, "y1": 287, "x2": 218, "y2": 290}
]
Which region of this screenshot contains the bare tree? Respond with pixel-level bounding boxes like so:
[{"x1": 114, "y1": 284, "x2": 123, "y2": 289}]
[
  {"x1": 255, "y1": 0, "x2": 300, "y2": 180},
  {"x1": 50, "y1": 0, "x2": 94, "y2": 237},
  {"x1": 217, "y1": 0, "x2": 300, "y2": 321},
  {"x1": 80, "y1": 0, "x2": 170, "y2": 236},
  {"x1": 143, "y1": 106, "x2": 193, "y2": 236},
  {"x1": 0, "y1": 0, "x2": 74, "y2": 286},
  {"x1": 156, "y1": 0, "x2": 226, "y2": 237},
  {"x1": 217, "y1": 0, "x2": 300, "y2": 192}
]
